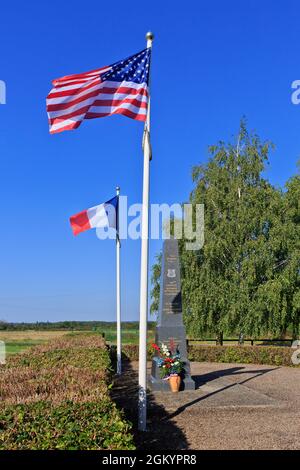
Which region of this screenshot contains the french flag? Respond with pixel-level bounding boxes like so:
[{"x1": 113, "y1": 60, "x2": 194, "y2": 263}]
[{"x1": 70, "y1": 196, "x2": 118, "y2": 236}]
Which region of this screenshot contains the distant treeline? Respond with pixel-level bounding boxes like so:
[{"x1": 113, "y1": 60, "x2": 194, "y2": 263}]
[{"x1": 0, "y1": 321, "x2": 156, "y2": 331}]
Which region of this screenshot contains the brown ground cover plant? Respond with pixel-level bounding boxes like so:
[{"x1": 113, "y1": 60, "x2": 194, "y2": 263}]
[{"x1": 0, "y1": 366, "x2": 107, "y2": 405}]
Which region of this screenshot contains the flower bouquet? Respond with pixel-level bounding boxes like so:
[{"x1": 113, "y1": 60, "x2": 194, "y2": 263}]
[{"x1": 152, "y1": 339, "x2": 184, "y2": 392}]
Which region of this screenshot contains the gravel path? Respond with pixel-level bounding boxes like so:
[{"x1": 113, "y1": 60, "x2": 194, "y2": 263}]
[{"x1": 111, "y1": 361, "x2": 300, "y2": 450}]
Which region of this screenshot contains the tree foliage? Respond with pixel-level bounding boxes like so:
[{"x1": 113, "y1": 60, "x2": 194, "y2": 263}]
[{"x1": 151, "y1": 122, "x2": 300, "y2": 338}]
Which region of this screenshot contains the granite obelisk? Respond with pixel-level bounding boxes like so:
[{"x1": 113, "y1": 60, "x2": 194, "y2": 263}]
[{"x1": 149, "y1": 238, "x2": 195, "y2": 391}]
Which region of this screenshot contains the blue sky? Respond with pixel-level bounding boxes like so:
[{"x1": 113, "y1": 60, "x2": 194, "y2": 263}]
[{"x1": 0, "y1": 0, "x2": 300, "y2": 323}]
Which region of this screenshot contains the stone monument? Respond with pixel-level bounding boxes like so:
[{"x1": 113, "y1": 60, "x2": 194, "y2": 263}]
[{"x1": 149, "y1": 238, "x2": 195, "y2": 391}]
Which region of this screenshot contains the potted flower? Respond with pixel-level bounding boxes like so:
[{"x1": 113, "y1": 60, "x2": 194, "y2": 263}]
[{"x1": 152, "y1": 340, "x2": 184, "y2": 392}]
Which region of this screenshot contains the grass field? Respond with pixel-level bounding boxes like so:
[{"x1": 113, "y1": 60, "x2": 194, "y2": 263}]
[
  {"x1": 103, "y1": 328, "x2": 154, "y2": 345},
  {"x1": 0, "y1": 331, "x2": 83, "y2": 355},
  {"x1": 0, "y1": 328, "x2": 156, "y2": 356}
]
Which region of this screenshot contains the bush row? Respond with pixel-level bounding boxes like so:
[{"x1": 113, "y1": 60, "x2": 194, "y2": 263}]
[
  {"x1": 0, "y1": 334, "x2": 135, "y2": 450},
  {"x1": 188, "y1": 345, "x2": 298, "y2": 366},
  {"x1": 120, "y1": 344, "x2": 299, "y2": 367},
  {"x1": 7, "y1": 347, "x2": 110, "y2": 371},
  {"x1": 0, "y1": 400, "x2": 134, "y2": 450}
]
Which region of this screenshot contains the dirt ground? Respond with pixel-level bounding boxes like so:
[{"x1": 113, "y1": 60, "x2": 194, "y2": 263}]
[{"x1": 111, "y1": 361, "x2": 300, "y2": 450}]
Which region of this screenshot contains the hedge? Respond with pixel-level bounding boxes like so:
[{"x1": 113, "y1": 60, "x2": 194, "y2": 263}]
[
  {"x1": 188, "y1": 345, "x2": 299, "y2": 366},
  {"x1": 0, "y1": 334, "x2": 135, "y2": 450},
  {"x1": 7, "y1": 347, "x2": 111, "y2": 371},
  {"x1": 119, "y1": 344, "x2": 299, "y2": 367},
  {"x1": 0, "y1": 401, "x2": 134, "y2": 450}
]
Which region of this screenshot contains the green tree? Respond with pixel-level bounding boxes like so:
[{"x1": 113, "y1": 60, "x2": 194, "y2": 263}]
[
  {"x1": 277, "y1": 169, "x2": 300, "y2": 337},
  {"x1": 151, "y1": 122, "x2": 300, "y2": 338}
]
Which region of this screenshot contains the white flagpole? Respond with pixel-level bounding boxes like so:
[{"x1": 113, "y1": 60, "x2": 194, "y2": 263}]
[
  {"x1": 138, "y1": 31, "x2": 153, "y2": 432},
  {"x1": 116, "y1": 185, "x2": 122, "y2": 375}
]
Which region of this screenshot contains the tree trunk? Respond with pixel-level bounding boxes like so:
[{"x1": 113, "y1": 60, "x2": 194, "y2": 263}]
[
  {"x1": 292, "y1": 323, "x2": 299, "y2": 341},
  {"x1": 216, "y1": 331, "x2": 223, "y2": 346}
]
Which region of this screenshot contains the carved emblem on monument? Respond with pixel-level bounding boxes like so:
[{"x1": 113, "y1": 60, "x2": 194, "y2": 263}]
[{"x1": 167, "y1": 269, "x2": 176, "y2": 278}]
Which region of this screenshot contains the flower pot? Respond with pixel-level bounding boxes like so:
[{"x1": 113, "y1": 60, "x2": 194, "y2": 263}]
[{"x1": 169, "y1": 375, "x2": 181, "y2": 393}]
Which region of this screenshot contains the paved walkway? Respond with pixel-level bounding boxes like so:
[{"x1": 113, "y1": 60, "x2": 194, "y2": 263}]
[{"x1": 111, "y1": 361, "x2": 300, "y2": 450}]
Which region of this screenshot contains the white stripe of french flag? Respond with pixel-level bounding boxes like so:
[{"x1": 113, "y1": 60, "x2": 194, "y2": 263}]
[{"x1": 70, "y1": 196, "x2": 118, "y2": 236}]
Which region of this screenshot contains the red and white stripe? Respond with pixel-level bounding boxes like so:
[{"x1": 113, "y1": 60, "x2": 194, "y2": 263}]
[
  {"x1": 47, "y1": 67, "x2": 148, "y2": 134},
  {"x1": 70, "y1": 201, "x2": 115, "y2": 236}
]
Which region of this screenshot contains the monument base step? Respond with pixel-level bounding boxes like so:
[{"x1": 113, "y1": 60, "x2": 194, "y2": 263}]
[{"x1": 149, "y1": 376, "x2": 196, "y2": 392}]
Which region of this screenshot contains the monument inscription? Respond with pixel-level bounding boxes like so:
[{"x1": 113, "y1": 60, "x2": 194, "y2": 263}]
[{"x1": 149, "y1": 238, "x2": 195, "y2": 391}]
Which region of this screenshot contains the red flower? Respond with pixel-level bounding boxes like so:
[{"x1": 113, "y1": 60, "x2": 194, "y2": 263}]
[{"x1": 152, "y1": 343, "x2": 160, "y2": 351}]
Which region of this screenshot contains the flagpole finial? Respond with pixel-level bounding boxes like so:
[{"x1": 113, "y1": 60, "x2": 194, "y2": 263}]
[
  {"x1": 146, "y1": 31, "x2": 154, "y2": 42},
  {"x1": 116, "y1": 186, "x2": 120, "y2": 195}
]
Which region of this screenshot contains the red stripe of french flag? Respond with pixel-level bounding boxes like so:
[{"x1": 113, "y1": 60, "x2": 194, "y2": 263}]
[{"x1": 70, "y1": 209, "x2": 91, "y2": 236}]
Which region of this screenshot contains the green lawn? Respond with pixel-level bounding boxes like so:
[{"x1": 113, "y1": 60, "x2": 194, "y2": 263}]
[
  {"x1": 4, "y1": 340, "x2": 46, "y2": 355},
  {"x1": 102, "y1": 328, "x2": 154, "y2": 345}
]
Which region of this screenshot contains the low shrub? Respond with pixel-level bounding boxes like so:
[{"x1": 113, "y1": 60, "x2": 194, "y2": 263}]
[
  {"x1": 117, "y1": 344, "x2": 153, "y2": 362},
  {"x1": 7, "y1": 347, "x2": 111, "y2": 372},
  {"x1": 0, "y1": 401, "x2": 134, "y2": 450},
  {"x1": 188, "y1": 345, "x2": 298, "y2": 367},
  {"x1": 31, "y1": 333, "x2": 106, "y2": 353},
  {"x1": 120, "y1": 344, "x2": 299, "y2": 367},
  {"x1": 0, "y1": 334, "x2": 135, "y2": 450},
  {"x1": 0, "y1": 366, "x2": 107, "y2": 405}
]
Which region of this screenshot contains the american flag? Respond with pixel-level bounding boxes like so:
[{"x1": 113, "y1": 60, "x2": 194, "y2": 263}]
[{"x1": 46, "y1": 48, "x2": 151, "y2": 134}]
